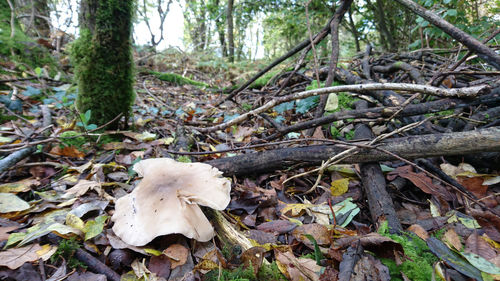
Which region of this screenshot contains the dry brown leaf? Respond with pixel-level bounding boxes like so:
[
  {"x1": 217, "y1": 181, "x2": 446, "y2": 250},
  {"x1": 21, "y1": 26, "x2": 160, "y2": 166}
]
[
  {"x1": 443, "y1": 228, "x2": 462, "y2": 251},
  {"x1": 163, "y1": 243, "x2": 189, "y2": 269},
  {"x1": 465, "y1": 233, "x2": 496, "y2": 261},
  {"x1": 0, "y1": 226, "x2": 18, "y2": 241},
  {"x1": 275, "y1": 250, "x2": 321, "y2": 281},
  {"x1": 292, "y1": 223, "x2": 331, "y2": 247},
  {"x1": 49, "y1": 146, "x2": 85, "y2": 158},
  {"x1": 0, "y1": 244, "x2": 43, "y2": 269},
  {"x1": 407, "y1": 224, "x2": 429, "y2": 240}
]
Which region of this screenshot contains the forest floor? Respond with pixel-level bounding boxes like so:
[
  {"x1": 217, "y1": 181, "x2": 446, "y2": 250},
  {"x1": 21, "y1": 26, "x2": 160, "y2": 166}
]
[{"x1": 0, "y1": 47, "x2": 500, "y2": 281}]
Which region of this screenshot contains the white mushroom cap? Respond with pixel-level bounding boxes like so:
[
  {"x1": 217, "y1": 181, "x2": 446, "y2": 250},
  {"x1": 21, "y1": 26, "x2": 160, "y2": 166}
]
[{"x1": 111, "y1": 158, "x2": 231, "y2": 246}]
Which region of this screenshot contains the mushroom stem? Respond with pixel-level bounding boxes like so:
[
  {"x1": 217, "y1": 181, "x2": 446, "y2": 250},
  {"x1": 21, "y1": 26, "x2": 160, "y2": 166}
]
[{"x1": 205, "y1": 208, "x2": 253, "y2": 251}]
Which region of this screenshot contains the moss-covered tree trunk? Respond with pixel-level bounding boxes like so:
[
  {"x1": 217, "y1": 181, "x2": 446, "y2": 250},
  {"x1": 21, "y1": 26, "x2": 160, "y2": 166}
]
[{"x1": 72, "y1": 0, "x2": 135, "y2": 128}]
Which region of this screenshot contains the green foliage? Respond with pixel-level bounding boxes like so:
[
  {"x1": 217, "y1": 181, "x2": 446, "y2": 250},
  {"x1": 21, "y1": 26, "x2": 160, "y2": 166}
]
[
  {"x1": 51, "y1": 238, "x2": 87, "y2": 269},
  {"x1": 410, "y1": 0, "x2": 499, "y2": 50},
  {"x1": 71, "y1": 0, "x2": 135, "y2": 128},
  {"x1": 250, "y1": 70, "x2": 280, "y2": 89},
  {"x1": 77, "y1": 110, "x2": 98, "y2": 131},
  {"x1": 378, "y1": 222, "x2": 437, "y2": 281},
  {"x1": 59, "y1": 131, "x2": 86, "y2": 148},
  {"x1": 150, "y1": 71, "x2": 209, "y2": 87},
  {"x1": 204, "y1": 262, "x2": 286, "y2": 281},
  {"x1": 0, "y1": 1, "x2": 56, "y2": 72}
]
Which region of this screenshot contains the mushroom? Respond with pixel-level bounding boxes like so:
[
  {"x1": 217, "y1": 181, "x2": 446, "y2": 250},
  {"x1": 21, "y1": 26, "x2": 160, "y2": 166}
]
[{"x1": 111, "y1": 158, "x2": 231, "y2": 246}]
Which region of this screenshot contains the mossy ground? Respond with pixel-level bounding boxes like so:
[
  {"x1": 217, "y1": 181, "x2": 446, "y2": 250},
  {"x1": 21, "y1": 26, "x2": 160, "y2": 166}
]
[
  {"x1": 0, "y1": 1, "x2": 57, "y2": 74},
  {"x1": 204, "y1": 262, "x2": 286, "y2": 281},
  {"x1": 378, "y1": 222, "x2": 438, "y2": 281}
]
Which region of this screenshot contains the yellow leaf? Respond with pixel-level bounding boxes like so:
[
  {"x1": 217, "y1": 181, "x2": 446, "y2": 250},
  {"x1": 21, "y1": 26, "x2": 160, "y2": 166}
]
[
  {"x1": 144, "y1": 248, "x2": 162, "y2": 256},
  {"x1": 65, "y1": 213, "x2": 85, "y2": 231},
  {"x1": 330, "y1": 178, "x2": 349, "y2": 196},
  {"x1": 0, "y1": 178, "x2": 39, "y2": 193}
]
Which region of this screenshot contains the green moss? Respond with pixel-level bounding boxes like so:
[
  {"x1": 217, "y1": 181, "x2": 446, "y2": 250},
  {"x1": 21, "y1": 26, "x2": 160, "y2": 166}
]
[
  {"x1": 0, "y1": 1, "x2": 56, "y2": 72},
  {"x1": 204, "y1": 262, "x2": 286, "y2": 281},
  {"x1": 250, "y1": 70, "x2": 280, "y2": 89},
  {"x1": 59, "y1": 131, "x2": 86, "y2": 147},
  {"x1": 50, "y1": 238, "x2": 87, "y2": 269},
  {"x1": 71, "y1": 0, "x2": 135, "y2": 128},
  {"x1": 378, "y1": 222, "x2": 437, "y2": 281},
  {"x1": 150, "y1": 71, "x2": 209, "y2": 88}
]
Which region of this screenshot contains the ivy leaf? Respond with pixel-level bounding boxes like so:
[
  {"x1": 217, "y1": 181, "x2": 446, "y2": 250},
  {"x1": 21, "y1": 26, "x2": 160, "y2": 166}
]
[
  {"x1": 274, "y1": 101, "x2": 294, "y2": 114},
  {"x1": 296, "y1": 96, "x2": 319, "y2": 114}
]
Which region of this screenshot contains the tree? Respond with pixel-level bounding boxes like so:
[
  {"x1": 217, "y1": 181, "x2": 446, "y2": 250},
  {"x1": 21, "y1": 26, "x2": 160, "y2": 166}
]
[
  {"x1": 71, "y1": 0, "x2": 135, "y2": 128},
  {"x1": 227, "y1": 0, "x2": 234, "y2": 62}
]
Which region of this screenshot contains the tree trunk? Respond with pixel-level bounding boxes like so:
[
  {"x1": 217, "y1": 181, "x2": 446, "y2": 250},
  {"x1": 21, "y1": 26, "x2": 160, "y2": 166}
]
[
  {"x1": 375, "y1": 0, "x2": 396, "y2": 51},
  {"x1": 347, "y1": 7, "x2": 360, "y2": 52},
  {"x1": 227, "y1": 0, "x2": 234, "y2": 62},
  {"x1": 72, "y1": 0, "x2": 135, "y2": 128},
  {"x1": 33, "y1": 0, "x2": 50, "y2": 37},
  {"x1": 214, "y1": 0, "x2": 227, "y2": 57}
]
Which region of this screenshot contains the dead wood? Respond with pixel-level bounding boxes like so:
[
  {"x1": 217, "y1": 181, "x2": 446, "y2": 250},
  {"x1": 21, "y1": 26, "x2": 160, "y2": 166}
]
[
  {"x1": 393, "y1": 0, "x2": 500, "y2": 70},
  {"x1": 198, "y1": 83, "x2": 489, "y2": 133},
  {"x1": 265, "y1": 94, "x2": 500, "y2": 140},
  {"x1": 309, "y1": 0, "x2": 353, "y2": 136},
  {"x1": 207, "y1": 127, "x2": 500, "y2": 176},
  {"x1": 354, "y1": 101, "x2": 402, "y2": 234}
]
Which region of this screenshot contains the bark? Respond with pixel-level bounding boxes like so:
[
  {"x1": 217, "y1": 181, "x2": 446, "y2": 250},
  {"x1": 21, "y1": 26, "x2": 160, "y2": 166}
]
[
  {"x1": 375, "y1": 0, "x2": 396, "y2": 51},
  {"x1": 308, "y1": 0, "x2": 353, "y2": 136},
  {"x1": 393, "y1": 0, "x2": 500, "y2": 70},
  {"x1": 372, "y1": 61, "x2": 425, "y2": 84},
  {"x1": 227, "y1": 0, "x2": 234, "y2": 62},
  {"x1": 354, "y1": 101, "x2": 402, "y2": 234},
  {"x1": 214, "y1": 0, "x2": 227, "y2": 57},
  {"x1": 347, "y1": 7, "x2": 360, "y2": 52},
  {"x1": 265, "y1": 94, "x2": 500, "y2": 141},
  {"x1": 207, "y1": 127, "x2": 500, "y2": 176},
  {"x1": 0, "y1": 147, "x2": 35, "y2": 173},
  {"x1": 75, "y1": 0, "x2": 135, "y2": 128}
]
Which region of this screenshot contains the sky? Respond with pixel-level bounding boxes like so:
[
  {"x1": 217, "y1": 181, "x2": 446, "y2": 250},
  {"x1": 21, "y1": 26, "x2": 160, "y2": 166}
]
[
  {"x1": 51, "y1": 0, "x2": 185, "y2": 49},
  {"x1": 133, "y1": 1, "x2": 185, "y2": 49}
]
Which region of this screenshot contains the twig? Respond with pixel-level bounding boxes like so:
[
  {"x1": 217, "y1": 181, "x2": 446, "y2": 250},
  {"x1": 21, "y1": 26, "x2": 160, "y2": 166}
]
[
  {"x1": 196, "y1": 83, "x2": 489, "y2": 133},
  {"x1": 142, "y1": 80, "x2": 175, "y2": 111}
]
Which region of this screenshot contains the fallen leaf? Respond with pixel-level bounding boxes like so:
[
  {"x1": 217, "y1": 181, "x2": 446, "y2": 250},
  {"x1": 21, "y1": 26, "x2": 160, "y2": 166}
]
[
  {"x1": 83, "y1": 215, "x2": 108, "y2": 241},
  {"x1": 0, "y1": 178, "x2": 39, "y2": 193},
  {"x1": 0, "y1": 244, "x2": 43, "y2": 269},
  {"x1": 407, "y1": 224, "x2": 429, "y2": 240},
  {"x1": 275, "y1": 250, "x2": 322, "y2": 281},
  {"x1": 330, "y1": 178, "x2": 349, "y2": 196},
  {"x1": 443, "y1": 228, "x2": 462, "y2": 251},
  {"x1": 292, "y1": 223, "x2": 331, "y2": 247},
  {"x1": 0, "y1": 226, "x2": 18, "y2": 241},
  {"x1": 49, "y1": 145, "x2": 85, "y2": 158},
  {"x1": 256, "y1": 220, "x2": 298, "y2": 234},
  {"x1": 0, "y1": 193, "x2": 30, "y2": 213},
  {"x1": 163, "y1": 244, "x2": 189, "y2": 269},
  {"x1": 148, "y1": 254, "x2": 171, "y2": 279}
]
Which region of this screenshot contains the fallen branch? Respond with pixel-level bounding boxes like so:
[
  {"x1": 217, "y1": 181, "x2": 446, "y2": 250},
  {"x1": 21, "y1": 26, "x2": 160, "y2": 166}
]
[
  {"x1": 197, "y1": 83, "x2": 490, "y2": 133},
  {"x1": 265, "y1": 94, "x2": 500, "y2": 140},
  {"x1": 394, "y1": 0, "x2": 500, "y2": 70},
  {"x1": 207, "y1": 127, "x2": 500, "y2": 176}
]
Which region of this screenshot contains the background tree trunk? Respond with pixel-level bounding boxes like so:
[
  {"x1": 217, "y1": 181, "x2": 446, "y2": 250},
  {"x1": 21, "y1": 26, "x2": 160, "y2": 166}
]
[
  {"x1": 72, "y1": 0, "x2": 135, "y2": 128},
  {"x1": 227, "y1": 0, "x2": 234, "y2": 62}
]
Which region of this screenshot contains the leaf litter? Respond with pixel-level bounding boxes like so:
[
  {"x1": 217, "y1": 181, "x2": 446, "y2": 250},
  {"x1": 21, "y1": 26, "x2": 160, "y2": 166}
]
[{"x1": 0, "y1": 49, "x2": 500, "y2": 281}]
